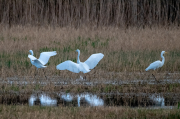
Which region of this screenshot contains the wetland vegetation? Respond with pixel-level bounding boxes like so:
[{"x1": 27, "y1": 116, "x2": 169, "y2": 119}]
[
  {"x1": 0, "y1": 26, "x2": 180, "y2": 118},
  {"x1": 0, "y1": 0, "x2": 180, "y2": 118}
]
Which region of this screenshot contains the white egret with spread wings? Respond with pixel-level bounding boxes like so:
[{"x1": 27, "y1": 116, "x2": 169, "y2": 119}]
[
  {"x1": 28, "y1": 50, "x2": 57, "y2": 79},
  {"x1": 56, "y1": 49, "x2": 104, "y2": 79}
]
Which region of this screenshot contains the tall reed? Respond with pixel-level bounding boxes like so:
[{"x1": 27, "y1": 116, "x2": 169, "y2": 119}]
[{"x1": 0, "y1": 0, "x2": 180, "y2": 27}]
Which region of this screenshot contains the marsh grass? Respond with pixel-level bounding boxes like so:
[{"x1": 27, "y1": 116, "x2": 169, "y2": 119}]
[
  {"x1": 1, "y1": 83, "x2": 180, "y2": 94},
  {"x1": 0, "y1": 105, "x2": 179, "y2": 119},
  {"x1": 0, "y1": 26, "x2": 180, "y2": 118},
  {"x1": 0, "y1": 26, "x2": 180, "y2": 78}
]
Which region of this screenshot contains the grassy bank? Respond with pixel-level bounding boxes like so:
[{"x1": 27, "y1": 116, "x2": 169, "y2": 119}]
[{"x1": 0, "y1": 105, "x2": 179, "y2": 119}]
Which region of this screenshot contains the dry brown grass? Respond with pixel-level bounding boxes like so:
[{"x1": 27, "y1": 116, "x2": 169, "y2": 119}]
[
  {"x1": 0, "y1": 26, "x2": 180, "y2": 52},
  {"x1": 0, "y1": 105, "x2": 179, "y2": 119},
  {"x1": 0, "y1": 26, "x2": 180, "y2": 78},
  {"x1": 0, "y1": 2, "x2": 179, "y2": 117}
]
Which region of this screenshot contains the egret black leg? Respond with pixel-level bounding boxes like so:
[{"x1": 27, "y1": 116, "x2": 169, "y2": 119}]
[
  {"x1": 152, "y1": 74, "x2": 156, "y2": 80},
  {"x1": 152, "y1": 73, "x2": 160, "y2": 84},
  {"x1": 34, "y1": 68, "x2": 37, "y2": 79},
  {"x1": 79, "y1": 73, "x2": 86, "y2": 81},
  {"x1": 43, "y1": 69, "x2": 47, "y2": 80},
  {"x1": 35, "y1": 69, "x2": 39, "y2": 84},
  {"x1": 83, "y1": 73, "x2": 86, "y2": 81}
]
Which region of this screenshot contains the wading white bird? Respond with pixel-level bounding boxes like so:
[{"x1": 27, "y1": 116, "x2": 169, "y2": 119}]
[
  {"x1": 28, "y1": 50, "x2": 57, "y2": 78},
  {"x1": 145, "y1": 51, "x2": 167, "y2": 80},
  {"x1": 56, "y1": 49, "x2": 104, "y2": 74},
  {"x1": 145, "y1": 51, "x2": 167, "y2": 71}
]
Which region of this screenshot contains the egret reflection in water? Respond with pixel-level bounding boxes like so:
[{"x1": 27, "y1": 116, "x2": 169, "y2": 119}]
[
  {"x1": 77, "y1": 93, "x2": 104, "y2": 107},
  {"x1": 150, "y1": 94, "x2": 165, "y2": 106},
  {"x1": 29, "y1": 94, "x2": 57, "y2": 106},
  {"x1": 29, "y1": 95, "x2": 37, "y2": 106},
  {"x1": 29, "y1": 93, "x2": 167, "y2": 107},
  {"x1": 29, "y1": 93, "x2": 104, "y2": 107},
  {"x1": 39, "y1": 94, "x2": 57, "y2": 106},
  {"x1": 61, "y1": 93, "x2": 74, "y2": 102}
]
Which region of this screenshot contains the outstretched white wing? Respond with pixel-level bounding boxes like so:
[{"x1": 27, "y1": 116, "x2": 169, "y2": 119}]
[
  {"x1": 56, "y1": 60, "x2": 80, "y2": 73},
  {"x1": 28, "y1": 54, "x2": 43, "y2": 65},
  {"x1": 84, "y1": 53, "x2": 104, "y2": 69},
  {"x1": 28, "y1": 55, "x2": 37, "y2": 61},
  {"x1": 38, "y1": 51, "x2": 57, "y2": 65}
]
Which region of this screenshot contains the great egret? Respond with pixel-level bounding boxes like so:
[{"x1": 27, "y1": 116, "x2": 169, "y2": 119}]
[
  {"x1": 56, "y1": 49, "x2": 104, "y2": 79},
  {"x1": 28, "y1": 50, "x2": 57, "y2": 79},
  {"x1": 145, "y1": 51, "x2": 167, "y2": 80}
]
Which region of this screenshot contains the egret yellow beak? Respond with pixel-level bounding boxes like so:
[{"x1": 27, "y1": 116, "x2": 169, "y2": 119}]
[{"x1": 165, "y1": 52, "x2": 168, "y2": 54}]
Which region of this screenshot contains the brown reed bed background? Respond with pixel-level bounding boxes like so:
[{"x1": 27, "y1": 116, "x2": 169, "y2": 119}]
[{"x1": 0, "y1": 0, "x2": 180, "y2": 27}]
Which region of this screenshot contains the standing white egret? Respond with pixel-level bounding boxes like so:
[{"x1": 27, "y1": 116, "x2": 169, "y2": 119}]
[
  {"x1": 28, "y1": 50, "x2": 57, "y2": 79},
  {"x1": 145, "y1": 51, "x2": 167, "y2": 80},
  {"x1": 56, "y1": 49, "x2": 104, "y2": 79}
]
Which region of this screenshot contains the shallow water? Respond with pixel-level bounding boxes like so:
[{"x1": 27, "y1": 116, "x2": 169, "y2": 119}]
[
  {"x1": 27, "y1": 92, "x2": 179, "y2": 108},
  {"x1": 0, "y1": 74, "x2": 180, "y2": 108},
  {"x1": 0, "y1": 90, "x2": 178, "y2": 108},
  {"x1": 29, "y1": 93, "x2": 104, "y2": 107}
]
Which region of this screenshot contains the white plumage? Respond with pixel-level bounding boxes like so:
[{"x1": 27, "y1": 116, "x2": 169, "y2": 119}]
[
  {"x1": 145, "y1": 51, "x2": 167, "y2": 71},
  {"x1": 56, "y1": 49, "x2": 104, "y2": 73},
  {"x1": 28, "y1": 50, "x2": 57, "y2": 69}
]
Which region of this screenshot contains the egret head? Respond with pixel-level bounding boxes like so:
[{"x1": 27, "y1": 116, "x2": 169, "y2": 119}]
[
  {"x1": 76, "y1": 49, "x2": 80, "y2": 54},
  {"x1": 29, "y1": 50, "x2": 33, "y2": 55},
  {"x1": 161, "y1": 51, "x2": 167, "y2": 56}
]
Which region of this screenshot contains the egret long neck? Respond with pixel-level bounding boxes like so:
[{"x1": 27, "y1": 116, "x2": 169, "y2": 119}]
[
  {"x1": 30, "y1": 51, "x2": 33, "y2": 56},
  {"x1": 77, "y1": 51, "x2": 80, "y2": 64},
  {"x1": 29, "y1": 51, "x2": 34, "y2": 64},
  {"x1": 161, "y1": 54, "x2": 165, "y2": 65}
]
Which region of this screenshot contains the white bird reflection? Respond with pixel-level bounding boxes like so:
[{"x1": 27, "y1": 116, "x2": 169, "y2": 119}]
[
  {"x1": 61, "y1": 93, "x2": 74, "y2": 102},
  {"x1": 29, "y1": 94, "x2": 57, "y2": 106},
  {"x1": 77, "y1": 93, "x2": 104, "y2": 107},
  {"x1": 60, "y1": 93, "x2": 104, "y2": 107},
  {"x1": 39, "y1": 94, "x2": 57, "y2": 106},
  {"x1": 29, "y1": 95, "x2": 37, "y2": 106},
  {"x1": 150, "y1": 94, "x2": 165, "y2": 106},
  {"x1": 29, "y1": 93, "x2": 104, "y2": 107}
]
